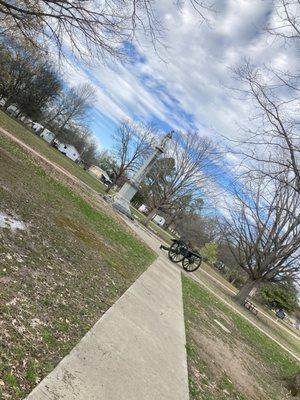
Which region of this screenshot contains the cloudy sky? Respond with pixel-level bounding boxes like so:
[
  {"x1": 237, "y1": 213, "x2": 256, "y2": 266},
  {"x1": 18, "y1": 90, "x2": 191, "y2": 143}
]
[{"x1": 63, "y1": 0, "x2": 298, "y2": 200}]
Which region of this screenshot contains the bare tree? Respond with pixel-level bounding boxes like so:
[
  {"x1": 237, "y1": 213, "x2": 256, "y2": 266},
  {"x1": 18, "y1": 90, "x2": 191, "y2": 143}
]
[
  {"x1": 221, "y1": 174, "x2": 300, "y2": 304},
  {"x1": 16, "y1": 63, "x2": 61, "y2": 120},
  {"x1": 177, "y1": 213, "x2": 218, "y2": 247},
  {"x1": 142, "y1": 131, "x2": 218, "y2": 226},
  {"x1": 235, "y1": 63, "x2": 300, "y2": 191},
  {"x1": 80, "y1": 141, "x2": 99, "y2": 168},
  {"x1": 267, "y1": 0, "x2": 300, "y2": 40},
  {"x1": 163, "y1": 194, "x2": 204, "y2": 230},
  {"x1": 0, "y1": 35, "x2": 62, "y2": 119},
  {"x1": 42, "y1": 83, "x2": 95, "y2": 132},
  {"x1": 106, "y1": 119, "x2": 155, "y2": 192},
  {"x1": 233, "y1": 7, "x2": 300, "y2": 388},
  {"x1": 233, "y1": 0, "x2": 300, "y2": 191},
  {"x1": 0, "y1": 0, "x2": 212, "y2": 62}
]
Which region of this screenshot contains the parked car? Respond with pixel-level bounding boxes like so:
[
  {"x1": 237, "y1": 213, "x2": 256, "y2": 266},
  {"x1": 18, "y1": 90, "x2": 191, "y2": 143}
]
[
  {"x1": 275, "y1": 309, "x2": 286, "y2": 320},
  {"x1": 213, "y1": 260, "x2": 225, "y2": 272}
]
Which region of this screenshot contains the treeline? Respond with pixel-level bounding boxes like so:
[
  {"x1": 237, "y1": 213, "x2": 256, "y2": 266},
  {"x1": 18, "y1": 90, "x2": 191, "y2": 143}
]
[
  {"x1": 0, "y1": 35, "x2": 98, "y2": 166},
  {"x1": 96, "y1": 120, "x2": 219, "y2": 227},
  {"x1": 97, "y1": 119, "x2": 300, "y2": 322}
]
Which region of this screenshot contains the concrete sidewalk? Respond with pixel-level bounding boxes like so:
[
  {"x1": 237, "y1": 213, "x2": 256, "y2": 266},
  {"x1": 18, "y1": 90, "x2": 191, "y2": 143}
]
[{"x1": 26, "y1": 258, "x2": 189, "y2": 400}]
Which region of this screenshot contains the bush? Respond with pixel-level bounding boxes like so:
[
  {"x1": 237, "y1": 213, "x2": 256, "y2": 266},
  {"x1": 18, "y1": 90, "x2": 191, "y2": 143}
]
[
  {"x1": 201, "y1": 241, "x2": 218, "y2": 263},
  {"x1": 226, "y1": 270, "x2": 246, "y2": 289},
  {"x1": 259, "y1": 283, "x2": 299, "y2": 313}
]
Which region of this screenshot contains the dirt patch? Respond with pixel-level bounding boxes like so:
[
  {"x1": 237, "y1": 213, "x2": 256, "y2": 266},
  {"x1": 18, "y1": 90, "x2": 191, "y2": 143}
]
[
  {"x1": 182, "y1": 275, "x2": 298, "y2": 400},
  {"x1": 192, "y1": 329, "x2": 265, "y2": 399},
  {"x1": 55, "y1": 216, "x2": 116, "y2": 252}
]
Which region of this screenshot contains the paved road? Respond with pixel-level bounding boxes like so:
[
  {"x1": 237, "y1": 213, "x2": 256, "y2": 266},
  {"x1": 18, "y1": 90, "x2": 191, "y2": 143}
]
[{"x1": 26, "y1": 257, "x2": 189, "y2": 400}]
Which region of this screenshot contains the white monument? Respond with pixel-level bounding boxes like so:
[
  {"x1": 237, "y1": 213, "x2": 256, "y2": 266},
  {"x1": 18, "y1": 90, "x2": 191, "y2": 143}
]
[{"x1": 112, "y1": 131, "x2": 173, "y2": 219}]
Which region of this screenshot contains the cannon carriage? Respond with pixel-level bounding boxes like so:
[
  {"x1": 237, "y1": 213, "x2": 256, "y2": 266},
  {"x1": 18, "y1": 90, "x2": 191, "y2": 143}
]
[{"x1": 165, "y1": 239, "x2": 202, "y2": 272}]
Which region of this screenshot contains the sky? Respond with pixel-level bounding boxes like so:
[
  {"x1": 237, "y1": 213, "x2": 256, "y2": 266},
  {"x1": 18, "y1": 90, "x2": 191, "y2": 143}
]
[{"x1": 62, "y1": 0, "x2": 298, "y2": 204}]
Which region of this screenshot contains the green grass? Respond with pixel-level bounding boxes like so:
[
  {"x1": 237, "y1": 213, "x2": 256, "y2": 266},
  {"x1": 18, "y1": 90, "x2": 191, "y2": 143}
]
[
  {"x1": 0, "y1": 109, "x2": 177, "y2": 247},
  {"x1": 4, "y1": 375, "x2": 17, "y2": 388},
  {"x1": 194, "y1": 266, "x2": 300, "y2": 357},
  {"x1": 200, "y1": 262, "x2": 238, "y2": 292},
  {"x1": 0, "y1": 135, "x2": 156, "y2": 399},
  {"x1": 24, "y1": 361, "x2": 37, "y2": 385},
  {"x1": 182, "y1": 275, "x2": 300, "y2": 400},
  {"x1": 131, "y1": 206, "x2": 175, "y2": 244},
  {"x1": 198, "y1": 261, "x2": 300, "y2": 342},
  {"x1": 0, "y1": 109, "x2": 106, "y2": 194}
]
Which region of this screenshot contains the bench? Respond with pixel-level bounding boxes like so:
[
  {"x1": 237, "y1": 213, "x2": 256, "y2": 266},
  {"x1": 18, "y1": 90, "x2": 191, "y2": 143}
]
[{"x1": 244, "y1": 299, "x2": 258, "y2": 316}]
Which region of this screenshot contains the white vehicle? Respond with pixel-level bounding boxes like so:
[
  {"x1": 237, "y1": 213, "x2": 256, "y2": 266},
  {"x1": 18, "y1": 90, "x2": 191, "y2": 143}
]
[
  {"x1": 20, "y1": 116, "x2": 33, "y2": 125},
  {"x1": 32, "y1": 122, "x2": 44, "y2": 133},
  {"x1": 138, "y1": 204, "x2": 149, "y2": 214},
  {"x1": 153, "y1": 214, "x2": 165, "y2": 227},
  {"x1": 7, "y1": 104, "x2": 20, "y2": 116},
  {"x1": 0, "y1": 98, "x2": 7, "y2": 107},
  {"x1": 57, "y1": 142, "x2": 80, "y2": 162},
  {"x1": 40, "y1": 129, "x2": 55, "y2": 144}
]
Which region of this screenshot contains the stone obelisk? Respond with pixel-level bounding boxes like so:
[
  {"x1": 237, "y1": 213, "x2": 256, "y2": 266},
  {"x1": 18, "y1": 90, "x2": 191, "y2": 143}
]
[{"x1": 112, "y1": 131, "x2": 173, "y2": 219}]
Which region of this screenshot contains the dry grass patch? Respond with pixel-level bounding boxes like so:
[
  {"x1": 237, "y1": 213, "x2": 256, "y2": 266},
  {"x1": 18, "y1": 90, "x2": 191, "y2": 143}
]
[
  {"x1": 182, "y1": 275, "x2": 300, "y2": 400},
  {"x1": 0, "y1": 137, "x2": 156, "y2": 399}
]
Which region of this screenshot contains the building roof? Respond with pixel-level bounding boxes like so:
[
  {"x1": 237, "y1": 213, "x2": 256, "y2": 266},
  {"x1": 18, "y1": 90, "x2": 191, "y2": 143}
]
[{"x1": 89, "y1": 165, "x2": 112, "y2": 182}]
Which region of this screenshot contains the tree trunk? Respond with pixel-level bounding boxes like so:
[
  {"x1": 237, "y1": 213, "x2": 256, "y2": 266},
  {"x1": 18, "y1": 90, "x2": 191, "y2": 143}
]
[
  {"x1": 105, "y1": 180, "x2": 115, "y2": 193},
  {"x1": 235, "y1": 280, "x2": 261, "y2": 305},
  {"x1": 105, "y1": 183, "x2": 112, "y2": 193},
  {"x1": 164, "y1": 214, "x2": 175, "y2": 229},
  {"x1": 143, "y1": 207, "x2": 158, "y2": 227},
  {"x1": 106, "y1": 171, "x2": 123, "y2": 193}
]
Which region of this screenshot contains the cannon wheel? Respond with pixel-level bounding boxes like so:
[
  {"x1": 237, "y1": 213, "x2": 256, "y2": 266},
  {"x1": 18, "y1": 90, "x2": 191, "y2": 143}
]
[
  {"x1": 182, "y1": 254, "x2": 202, "y2": 272},
  {"x1": 168, "y1": 241, "x2": 187, "y2": 263}
]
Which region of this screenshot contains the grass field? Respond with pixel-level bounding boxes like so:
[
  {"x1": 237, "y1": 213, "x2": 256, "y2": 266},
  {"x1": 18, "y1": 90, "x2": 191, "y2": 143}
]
[
  {"x1": 0, "y1": 110, "x2": 107, "y2": 194},
  {"x1": 1, "y1": 109, "x2": 299, "y2": 400},
  {"x1": 200, "y1": 262, "x2": 300, "y2": 337},
  {"x1": 0, "y1": 135, "x2": 156, "y2": 399},
  {"x1": 194, "y1": 266, "x2": 300, "y2": 357},
  {"x1": 0, "y1": 110, "x2": 178, "y2": 244},
  {"x1": 131, "y1": 206, "x2": 175, "y2": 244},
  {"x1": 182, "y1": 275, "x2": 300, "y2": 400}
]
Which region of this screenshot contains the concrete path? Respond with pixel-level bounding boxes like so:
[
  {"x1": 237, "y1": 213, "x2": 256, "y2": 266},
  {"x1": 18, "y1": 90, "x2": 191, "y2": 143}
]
[
  {"x1": 122, "y1": 217, "x2": 300, "y2": 362},
  {"x1": 26, "y1": 258, "x2": 189, "y2": 400}
]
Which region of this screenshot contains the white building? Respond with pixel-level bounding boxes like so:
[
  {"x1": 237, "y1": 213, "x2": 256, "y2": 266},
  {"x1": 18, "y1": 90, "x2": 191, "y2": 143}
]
[
  {"x1": 7, "y1": 104, "x2": 20, "y2": 116},
  {"x1": 88, "y1": 165, "x2": 112, "y2": 185},
  {"x1": 32, "y1": 122, "x2": 45, "y2": 133},
  {"x1": 57, "y1": 142, "x2": 80, "y2": 162},
  {"x1": 153, "y1": 214, "x2": 165, "y2": 227},
  {"x1": 0, "y1": 98, "x2": 7, "y2": 107},
  {"x1": 138, "y1": 204, "x2": 149, "y2": 214},
  {"x1": 20, "y1": 116, "x2": 33, "y2": 126},
  {"x1": 40, "y1": 129, "x2": 55, "y2": 144}
]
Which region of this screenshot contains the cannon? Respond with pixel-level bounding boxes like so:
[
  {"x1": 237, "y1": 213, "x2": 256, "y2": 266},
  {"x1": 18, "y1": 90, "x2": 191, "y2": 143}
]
[{"x1": 161, "y1": 239, "x2": 202, "y2": 272}]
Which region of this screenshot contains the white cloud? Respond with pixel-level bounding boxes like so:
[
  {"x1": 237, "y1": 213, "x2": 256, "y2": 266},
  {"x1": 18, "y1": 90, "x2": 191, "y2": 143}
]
[{"x1": 59, "y1": 0, "x2": 299, "y2": 204}]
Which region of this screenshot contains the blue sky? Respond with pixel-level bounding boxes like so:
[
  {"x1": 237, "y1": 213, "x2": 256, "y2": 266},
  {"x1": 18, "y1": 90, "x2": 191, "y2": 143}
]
[{"x1": 62, "y1": 0, "x2": 299, "y2": 206}]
